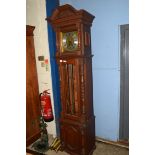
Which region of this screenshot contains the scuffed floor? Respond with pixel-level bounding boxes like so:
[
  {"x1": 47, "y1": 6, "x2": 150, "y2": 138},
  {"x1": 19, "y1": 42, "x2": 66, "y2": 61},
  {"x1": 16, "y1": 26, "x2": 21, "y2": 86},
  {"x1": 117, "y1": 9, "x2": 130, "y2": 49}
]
[
  {"x1": 93, "y1": 141, "x2": 128, "y2": 155},
  {"x1": 27, "y1": 141, "x2": 129, "y2": 155}
]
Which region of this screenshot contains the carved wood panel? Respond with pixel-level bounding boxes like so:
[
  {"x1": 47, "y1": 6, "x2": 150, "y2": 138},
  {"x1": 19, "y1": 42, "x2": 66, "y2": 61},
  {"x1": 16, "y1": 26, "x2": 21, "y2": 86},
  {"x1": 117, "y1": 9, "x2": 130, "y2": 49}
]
[{"x1": 61, "y1": 123, "x2": 82, "y2": 154}]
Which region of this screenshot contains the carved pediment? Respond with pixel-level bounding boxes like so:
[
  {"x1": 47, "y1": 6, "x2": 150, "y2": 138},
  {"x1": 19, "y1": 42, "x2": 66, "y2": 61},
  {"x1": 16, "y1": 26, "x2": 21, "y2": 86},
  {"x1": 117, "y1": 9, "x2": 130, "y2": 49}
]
[
  {"x1": 46, "y1": 4, "x2": 95, "y2": 28},
  {"x1": 51, "y1": 4, "x2": 77, "y2": 21}
]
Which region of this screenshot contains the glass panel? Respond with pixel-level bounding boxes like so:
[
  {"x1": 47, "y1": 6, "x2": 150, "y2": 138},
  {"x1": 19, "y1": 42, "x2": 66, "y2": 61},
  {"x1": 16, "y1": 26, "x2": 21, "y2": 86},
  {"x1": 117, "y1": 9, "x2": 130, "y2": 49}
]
[
  {"x1": 69, "y1": 64, "x2": 75, "y2": 114},
  {"x1": 63, "y1": 63, "x2": 77, "y2": 115}
]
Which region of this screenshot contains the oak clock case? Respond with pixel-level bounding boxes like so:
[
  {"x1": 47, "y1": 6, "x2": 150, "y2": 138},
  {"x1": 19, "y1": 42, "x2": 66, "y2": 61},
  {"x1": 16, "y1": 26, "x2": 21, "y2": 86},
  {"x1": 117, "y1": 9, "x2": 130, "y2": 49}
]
[{"x1": 47, "y1": 4, "x2": 95, "y2": 155}]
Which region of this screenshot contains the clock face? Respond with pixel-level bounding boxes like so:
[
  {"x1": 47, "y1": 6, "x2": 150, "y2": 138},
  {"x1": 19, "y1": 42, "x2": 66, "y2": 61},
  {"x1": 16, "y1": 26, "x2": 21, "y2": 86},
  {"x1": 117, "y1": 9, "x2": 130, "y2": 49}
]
[{"x1": 62, "y1": 31, "x2": 78, "y2": 52}]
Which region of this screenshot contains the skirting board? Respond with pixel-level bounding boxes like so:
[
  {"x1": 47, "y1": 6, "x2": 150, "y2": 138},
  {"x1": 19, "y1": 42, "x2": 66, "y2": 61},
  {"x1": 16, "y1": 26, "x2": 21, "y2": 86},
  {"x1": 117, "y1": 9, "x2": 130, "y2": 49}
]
[{"x1": 95, "y1": 136, "x2": 129, "y2": 149}]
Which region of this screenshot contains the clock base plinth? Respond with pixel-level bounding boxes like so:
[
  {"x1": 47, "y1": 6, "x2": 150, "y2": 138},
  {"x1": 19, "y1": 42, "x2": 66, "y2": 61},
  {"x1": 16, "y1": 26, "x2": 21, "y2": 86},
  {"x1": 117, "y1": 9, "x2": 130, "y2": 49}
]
[{"x1": 60, "y1": 116, "x2": 95, "y2": 155}]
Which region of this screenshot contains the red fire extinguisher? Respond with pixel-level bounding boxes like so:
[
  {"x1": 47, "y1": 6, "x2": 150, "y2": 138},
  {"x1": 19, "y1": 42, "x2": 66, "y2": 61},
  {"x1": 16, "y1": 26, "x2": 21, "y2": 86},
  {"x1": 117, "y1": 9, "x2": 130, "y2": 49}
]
[{"x1": 39, "y1": 89, "x2": 54, "y2": 122}]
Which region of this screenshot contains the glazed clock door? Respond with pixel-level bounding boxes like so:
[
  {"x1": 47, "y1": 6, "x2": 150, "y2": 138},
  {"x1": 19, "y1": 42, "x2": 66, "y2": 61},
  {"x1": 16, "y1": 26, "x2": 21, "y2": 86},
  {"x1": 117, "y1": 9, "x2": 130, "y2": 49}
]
[{"x1": 59, "y1": 59, "x2": 80, "y2": 119}]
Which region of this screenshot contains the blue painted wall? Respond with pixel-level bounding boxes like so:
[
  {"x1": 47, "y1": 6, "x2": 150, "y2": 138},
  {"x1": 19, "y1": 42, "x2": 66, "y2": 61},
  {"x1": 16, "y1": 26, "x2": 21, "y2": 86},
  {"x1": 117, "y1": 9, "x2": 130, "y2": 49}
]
[
  {"x1": 60, "y1": 0, "x2": 129, "y2": 141},
  {"x1": 45, "y1": 0, "x2": 61, "y2": 136}
]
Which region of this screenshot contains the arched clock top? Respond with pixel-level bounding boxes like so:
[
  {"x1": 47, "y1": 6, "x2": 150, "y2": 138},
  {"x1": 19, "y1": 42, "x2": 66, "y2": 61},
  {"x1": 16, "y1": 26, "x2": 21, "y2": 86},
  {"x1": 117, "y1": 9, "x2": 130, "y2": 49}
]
[{"x1": 46, "y1": 4, "x2": 95, "y2": 27}]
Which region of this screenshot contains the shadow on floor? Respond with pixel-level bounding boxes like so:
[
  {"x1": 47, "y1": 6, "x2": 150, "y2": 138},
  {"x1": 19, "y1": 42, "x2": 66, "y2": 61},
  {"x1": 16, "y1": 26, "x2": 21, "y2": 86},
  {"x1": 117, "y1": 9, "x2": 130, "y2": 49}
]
[{"x1": 27, "y1": 141, "x2": 129, "y2": 155}]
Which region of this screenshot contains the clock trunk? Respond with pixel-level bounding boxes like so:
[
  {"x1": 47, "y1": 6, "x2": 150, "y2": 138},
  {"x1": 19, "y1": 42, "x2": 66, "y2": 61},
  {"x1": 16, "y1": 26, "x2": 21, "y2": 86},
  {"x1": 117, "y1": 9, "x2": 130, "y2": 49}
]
[{"x1": 47, "y1": 4, "x2": 95, "y2": 155}]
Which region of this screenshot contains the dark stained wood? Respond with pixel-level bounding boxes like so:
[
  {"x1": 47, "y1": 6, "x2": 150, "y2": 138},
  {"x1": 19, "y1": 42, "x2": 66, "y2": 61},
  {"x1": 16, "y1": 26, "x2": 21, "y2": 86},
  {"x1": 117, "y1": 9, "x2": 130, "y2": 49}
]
[
  {"x1": 26, "y1": 25, "x2": 41, "y2": 146},
  {"x1": 47, "y1": 4, "x2": 95, "y2": 155},
  {"x1": 26, "y1": 25, "x2": 35, "y2": 36}
]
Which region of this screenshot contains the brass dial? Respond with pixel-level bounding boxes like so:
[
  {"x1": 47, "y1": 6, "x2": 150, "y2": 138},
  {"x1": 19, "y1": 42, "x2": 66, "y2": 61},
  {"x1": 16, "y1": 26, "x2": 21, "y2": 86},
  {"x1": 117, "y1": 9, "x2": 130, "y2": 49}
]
[{"x1": 62, "y1": 31, "x2": 78, "y2": 52}]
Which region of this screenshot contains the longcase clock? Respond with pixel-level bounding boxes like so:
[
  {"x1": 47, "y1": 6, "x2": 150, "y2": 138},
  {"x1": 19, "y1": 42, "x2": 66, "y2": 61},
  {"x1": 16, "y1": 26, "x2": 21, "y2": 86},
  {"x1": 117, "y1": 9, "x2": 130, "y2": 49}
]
[{"x1": 47, "y1": 4, "x2": 95, "y2": 155}]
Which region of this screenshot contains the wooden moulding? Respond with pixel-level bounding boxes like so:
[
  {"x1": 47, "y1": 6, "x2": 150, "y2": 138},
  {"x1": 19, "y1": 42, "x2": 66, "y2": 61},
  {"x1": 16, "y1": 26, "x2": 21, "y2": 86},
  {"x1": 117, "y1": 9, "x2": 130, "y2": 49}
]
[
  {"x1": 96, "y1": 136, "x2": 129, "y2": 149},
  {"x1": 46, "y1": 4, "x2": 95, "y2": 27}
]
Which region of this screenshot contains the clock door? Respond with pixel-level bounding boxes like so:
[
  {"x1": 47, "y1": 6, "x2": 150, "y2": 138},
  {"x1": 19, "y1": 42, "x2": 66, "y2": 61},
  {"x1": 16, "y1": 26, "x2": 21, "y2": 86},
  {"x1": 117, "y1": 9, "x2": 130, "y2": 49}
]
[{"x1": 59, "y1": 59, "x2": 80, "y2": 119}]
